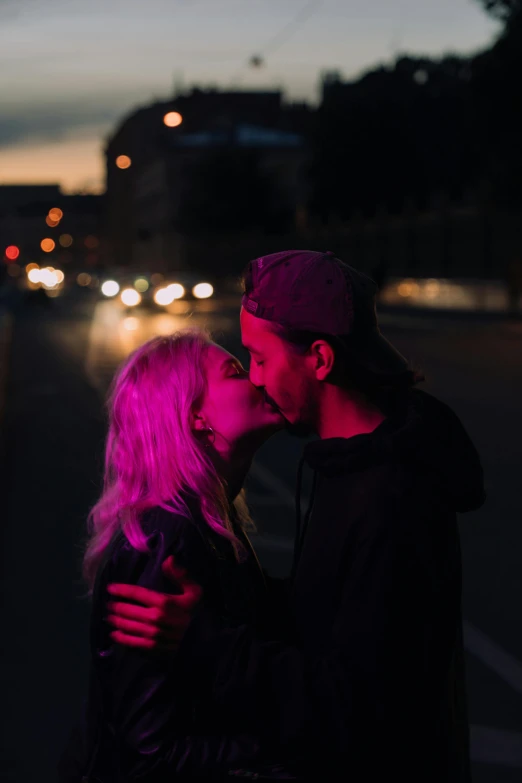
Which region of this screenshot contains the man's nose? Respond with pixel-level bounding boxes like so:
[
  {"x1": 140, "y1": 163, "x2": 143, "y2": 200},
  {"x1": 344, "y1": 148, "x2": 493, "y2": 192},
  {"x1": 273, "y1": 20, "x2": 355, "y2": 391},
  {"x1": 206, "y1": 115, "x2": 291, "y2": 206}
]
[{"x1": 249, "y1": 366, "x2": 262, "y2": 388}]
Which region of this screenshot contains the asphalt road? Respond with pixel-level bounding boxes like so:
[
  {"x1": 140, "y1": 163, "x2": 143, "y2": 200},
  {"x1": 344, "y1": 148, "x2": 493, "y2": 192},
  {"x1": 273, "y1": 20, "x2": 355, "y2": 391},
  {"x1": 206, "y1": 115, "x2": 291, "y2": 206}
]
[{"x1": 0, "y1": 288, "x2": 521, "y2": 782}]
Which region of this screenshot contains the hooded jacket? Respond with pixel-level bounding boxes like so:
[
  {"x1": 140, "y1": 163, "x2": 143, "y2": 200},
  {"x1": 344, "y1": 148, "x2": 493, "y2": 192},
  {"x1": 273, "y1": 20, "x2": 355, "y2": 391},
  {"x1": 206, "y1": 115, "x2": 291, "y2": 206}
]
[{"x1": 184, "y1": 388, "x2": 485, "y2": 782}]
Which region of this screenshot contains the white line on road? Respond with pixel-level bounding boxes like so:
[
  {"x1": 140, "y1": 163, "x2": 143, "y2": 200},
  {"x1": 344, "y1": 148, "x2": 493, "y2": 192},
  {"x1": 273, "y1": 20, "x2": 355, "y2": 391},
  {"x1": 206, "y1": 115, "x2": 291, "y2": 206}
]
[
  {"x1": 471, "y1": 726, "x2": 522, "y2": 769},
  {"x1": 464, "y1": 621, "x2": 522, "y2": 697}
]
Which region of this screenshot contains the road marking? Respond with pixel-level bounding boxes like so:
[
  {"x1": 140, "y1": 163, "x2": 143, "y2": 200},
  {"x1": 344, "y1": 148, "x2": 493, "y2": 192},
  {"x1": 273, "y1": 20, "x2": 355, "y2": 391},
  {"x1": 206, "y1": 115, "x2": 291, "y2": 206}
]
[
  {"x1": 464, "y1": 621, "x2": 522, "y2": 697},
  {"x1": 471, "y1": 726, "x2": 522, "y2": 769}
]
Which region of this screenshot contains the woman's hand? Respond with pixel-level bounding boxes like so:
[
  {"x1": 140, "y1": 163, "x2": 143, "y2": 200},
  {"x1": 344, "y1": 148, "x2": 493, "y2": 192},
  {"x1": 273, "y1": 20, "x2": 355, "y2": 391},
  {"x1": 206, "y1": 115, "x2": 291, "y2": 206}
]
[{"x1": 106, "y1": 555, "x2": 203, "y2": 652}]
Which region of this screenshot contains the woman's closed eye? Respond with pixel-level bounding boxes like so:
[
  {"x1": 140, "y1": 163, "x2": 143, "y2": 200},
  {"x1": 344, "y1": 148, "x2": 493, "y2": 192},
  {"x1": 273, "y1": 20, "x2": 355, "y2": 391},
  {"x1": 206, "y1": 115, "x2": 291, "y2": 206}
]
[{"x1": 229, "y1": 364, "x2": 248, "y2": 377}]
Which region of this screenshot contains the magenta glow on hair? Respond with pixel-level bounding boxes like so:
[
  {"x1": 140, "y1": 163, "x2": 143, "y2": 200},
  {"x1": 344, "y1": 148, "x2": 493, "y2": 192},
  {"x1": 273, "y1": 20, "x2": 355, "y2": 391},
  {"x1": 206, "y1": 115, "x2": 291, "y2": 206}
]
[{"x1": 83, "y1": 329, "x2": 248, "y2": 590}]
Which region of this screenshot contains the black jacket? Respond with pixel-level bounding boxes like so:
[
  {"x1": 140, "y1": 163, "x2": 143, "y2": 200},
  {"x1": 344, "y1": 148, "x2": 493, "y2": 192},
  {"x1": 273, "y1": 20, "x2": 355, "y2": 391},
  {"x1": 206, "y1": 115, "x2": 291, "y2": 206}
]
[
  {"x1": 182, "y1": 389, "x2": 485, "y2": 782},
  {"x1": 59, "y1": 503, "x2": 286, "y2": 782}
]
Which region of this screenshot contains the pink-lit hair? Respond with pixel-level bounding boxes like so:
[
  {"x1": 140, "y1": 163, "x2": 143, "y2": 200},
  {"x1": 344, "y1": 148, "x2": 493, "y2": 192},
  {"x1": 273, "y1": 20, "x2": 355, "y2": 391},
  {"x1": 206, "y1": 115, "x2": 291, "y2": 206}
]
[{"x1": 83, "y1": 328, "x2": 251, "y2": 590}]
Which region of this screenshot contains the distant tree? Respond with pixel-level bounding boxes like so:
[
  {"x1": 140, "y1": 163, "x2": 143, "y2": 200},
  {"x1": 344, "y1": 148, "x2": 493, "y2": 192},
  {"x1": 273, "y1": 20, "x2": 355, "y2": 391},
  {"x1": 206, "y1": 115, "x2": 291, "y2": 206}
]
[
  {"x1": 310, "y1": 56, "x2": 475, "y2": 220},
  {"x1": 472, "y1": 0, "x2": 522, "y2": 206}
]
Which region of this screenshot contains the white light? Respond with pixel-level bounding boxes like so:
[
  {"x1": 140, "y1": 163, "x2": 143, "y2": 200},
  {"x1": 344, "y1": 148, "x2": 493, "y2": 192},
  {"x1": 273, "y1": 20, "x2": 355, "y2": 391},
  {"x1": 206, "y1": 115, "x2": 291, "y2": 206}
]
[
  {"x1": 123, "y1": 317, "x2": 139, "y2": 331},
  {"x1": 192, "y1": 282, "x2": 214, "y2": 299},
  {"x1": 154, "y1": 287, "x2": 176, "y2": 306},
  {"x1": 121, "y1": 288, "x2": 141, "y2": 306},
  {"x1": 167, "y1": 283, "x2": 185, "y2": 300},
  {"x1": 28, "y1": 269, "x2": 41, "y2": 283},
  {"x1": 40, "y1": 267, "x2": 59, "y2": 289},
  {"x1": 102, "y1": 280, "x2": 120, "y2": 297},
  {"x1": 54, "y1": 269, "x2": 65, "y2": 284}
]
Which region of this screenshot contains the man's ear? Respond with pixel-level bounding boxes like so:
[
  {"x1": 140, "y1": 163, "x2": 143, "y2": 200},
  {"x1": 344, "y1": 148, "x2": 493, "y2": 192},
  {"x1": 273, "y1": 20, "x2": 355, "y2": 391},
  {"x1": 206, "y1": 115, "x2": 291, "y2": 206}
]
[{"x1": 310, "y1": 340, "x2": 335, "y2": 381}]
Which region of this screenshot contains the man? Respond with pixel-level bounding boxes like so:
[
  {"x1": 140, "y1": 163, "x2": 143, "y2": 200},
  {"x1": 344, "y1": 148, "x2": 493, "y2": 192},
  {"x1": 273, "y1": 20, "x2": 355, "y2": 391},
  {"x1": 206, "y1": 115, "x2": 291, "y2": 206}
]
[{"x1": 107, "y1": 250, "x2": 485, "y2": 781}]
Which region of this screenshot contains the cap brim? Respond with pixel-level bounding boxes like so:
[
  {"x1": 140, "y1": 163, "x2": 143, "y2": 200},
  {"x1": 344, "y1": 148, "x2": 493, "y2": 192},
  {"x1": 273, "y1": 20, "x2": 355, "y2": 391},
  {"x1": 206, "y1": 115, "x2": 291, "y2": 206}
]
[{"x1": 350, "y1": 329, "x2": 410, "y2": 376}]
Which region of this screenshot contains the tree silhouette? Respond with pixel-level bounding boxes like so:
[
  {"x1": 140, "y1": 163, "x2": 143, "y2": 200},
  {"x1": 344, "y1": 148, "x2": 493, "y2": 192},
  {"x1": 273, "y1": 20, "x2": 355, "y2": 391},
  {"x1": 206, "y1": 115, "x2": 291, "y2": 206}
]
[
  {"x1": 476, "y1": 0, "x2": 520, "y2": 21},
  {"x1": 472, "y1": 0, "x2": 522, "y2": 205}
]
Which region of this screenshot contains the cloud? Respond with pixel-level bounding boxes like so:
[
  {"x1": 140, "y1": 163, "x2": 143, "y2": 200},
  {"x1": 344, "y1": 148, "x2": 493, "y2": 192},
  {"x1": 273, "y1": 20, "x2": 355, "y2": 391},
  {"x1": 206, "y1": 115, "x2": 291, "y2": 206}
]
[{"x1": 0, "y1": 91, "x2": 150, "y2": 149}]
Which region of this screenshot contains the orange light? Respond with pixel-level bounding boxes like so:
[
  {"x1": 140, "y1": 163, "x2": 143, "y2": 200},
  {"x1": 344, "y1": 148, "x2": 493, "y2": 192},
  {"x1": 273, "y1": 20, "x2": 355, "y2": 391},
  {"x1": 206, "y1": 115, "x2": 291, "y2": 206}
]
[
  {"x1": 40, "y1": 238, "x2": 56, "y2": 253},
  {"x1": 26, "y1": 262, "x2": 39, "y2": 273},
  {"x1": 49, "y1": 208, "x2": 63, "y2": 221},
  {"x1": 5, "y1": 245, "x2": 20, "y2": 261},
  {"x1": 46, "y1": 215, "x2": 60, "y2": 227},
  {"x1": 163, "y1": 111, "x2": 183, "y2": 128},
  {"x1": 116, "y1": 155, "x2": 131, "y2": 169},
  {"x1": 59, "y1": 234, "x2": 73, "y2": 247}
]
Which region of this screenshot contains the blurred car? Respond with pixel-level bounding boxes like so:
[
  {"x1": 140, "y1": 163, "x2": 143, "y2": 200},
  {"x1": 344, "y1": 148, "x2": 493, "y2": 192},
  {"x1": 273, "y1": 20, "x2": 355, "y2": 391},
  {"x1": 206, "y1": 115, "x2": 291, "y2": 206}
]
[{"x1": 98, "y1": 271, "x2": 216, "y2": 309}]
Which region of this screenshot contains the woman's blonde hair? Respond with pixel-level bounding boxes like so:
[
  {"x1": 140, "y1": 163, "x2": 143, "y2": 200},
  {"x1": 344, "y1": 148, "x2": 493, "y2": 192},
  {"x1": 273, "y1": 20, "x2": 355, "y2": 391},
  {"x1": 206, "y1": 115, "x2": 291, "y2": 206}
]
[{"x1": 83, "y1": 328, "x2": 251, "y2": 590}]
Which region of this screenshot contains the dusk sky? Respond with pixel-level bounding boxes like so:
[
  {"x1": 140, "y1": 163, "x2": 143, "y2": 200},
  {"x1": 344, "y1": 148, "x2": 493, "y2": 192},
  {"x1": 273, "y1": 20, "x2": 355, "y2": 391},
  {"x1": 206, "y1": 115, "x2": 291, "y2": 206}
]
[{"x1": 1, "y1": 0, "x2": 500, "y2": 194}]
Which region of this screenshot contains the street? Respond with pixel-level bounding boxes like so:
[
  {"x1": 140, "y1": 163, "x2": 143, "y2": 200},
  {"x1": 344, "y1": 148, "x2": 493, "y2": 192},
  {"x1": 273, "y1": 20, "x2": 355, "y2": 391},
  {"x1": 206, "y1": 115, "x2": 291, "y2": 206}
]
[{"x1": 1, "y1": 288, "x2": 521, "y2": 782}]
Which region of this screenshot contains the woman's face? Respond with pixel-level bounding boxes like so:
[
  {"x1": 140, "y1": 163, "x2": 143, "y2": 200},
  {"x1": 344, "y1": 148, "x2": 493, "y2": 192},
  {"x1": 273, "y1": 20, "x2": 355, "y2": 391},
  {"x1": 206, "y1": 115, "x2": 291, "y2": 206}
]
[{"x1": 195, "y1": 343, "x2": 284, "y2": 449}]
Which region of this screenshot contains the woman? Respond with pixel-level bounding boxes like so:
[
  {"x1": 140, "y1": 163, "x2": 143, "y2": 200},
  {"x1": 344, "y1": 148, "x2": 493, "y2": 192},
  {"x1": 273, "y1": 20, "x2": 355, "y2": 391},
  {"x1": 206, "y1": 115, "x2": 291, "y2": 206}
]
[{"x1": 59, "y1": 328, "x2": 289, "y2": 782}]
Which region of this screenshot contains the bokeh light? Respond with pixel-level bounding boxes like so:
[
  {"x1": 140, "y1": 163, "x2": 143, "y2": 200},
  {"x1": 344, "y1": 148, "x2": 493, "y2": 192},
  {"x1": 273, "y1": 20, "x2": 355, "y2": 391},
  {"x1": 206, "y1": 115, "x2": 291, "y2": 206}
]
[
  {"x1": 192, "y1": 282, "x2": 214, "y2": 299},
  {"x1": 84, "y1": 235, "x2": 99, "y2": 249},
  {"x1": 77, "y1": 272, "x2": 92, "y2": 287},
  {"x1": 134, "y1": 277, "x2": 149, "y2": 293},
  {"x1": 40, "y1": 238, "x2": 55, "y2": 253},
  {"x1": 5, "y1": 245, "x2": 20, "y2": 261},
  {"x1": 59, "y1": 234, "x2": 73, "y2": 247},
  {"x1": 49, "y1": 208, "x2": 63, "y2": 221},
  {"x1": 121, "y1": 288, "x2": 141, "y2": 307},
  {"x1": 25, "y1": 262, "x2": 39, "y2": 273},
  {"x1": 425, "y1": 279, "x2": 441, "y2": 299},
  {"x1": 7, "y1": 264, "x2": 21, "y2": 278},
  {"x1": 167, "y1": 283, "x2": 185, "y2": 300},
  {"x1": 28, "y1": 268, "x2": 41, "y2": 284},
  {"x1": 164, "y1": 111, "x2": 183, "y2": 127},
  {"x1": 153, "y1": 287, "x2": 176, "y2": 306},
  {"x1": 101, "y1": 280, "x2": 120, "y2": 297},
  {"x1": 398, "y1": 280, "x2": 420, "y2": 298},
  {"x1": 46, "y1": 216, "x2": 60, "y2": 227},
  {"x1": 40, "y1": 267, "x2": 59, "y2": 288},
  {"x1": 150, "y1": 272, "x2": 164, "y2": 286},
  {"x1": 54, "y1": 269, "x2": 65, "y2": 284},
  {"x1": 116, "y1": 155, "x2": 132, "y2": 169}
]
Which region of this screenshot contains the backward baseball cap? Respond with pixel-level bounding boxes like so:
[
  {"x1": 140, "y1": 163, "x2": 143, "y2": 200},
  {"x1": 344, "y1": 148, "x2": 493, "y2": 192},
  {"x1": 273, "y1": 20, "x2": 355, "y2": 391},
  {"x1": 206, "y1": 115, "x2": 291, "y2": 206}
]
[{"x1": 242, "y1": 249, "x2": 409, "y2": 376}]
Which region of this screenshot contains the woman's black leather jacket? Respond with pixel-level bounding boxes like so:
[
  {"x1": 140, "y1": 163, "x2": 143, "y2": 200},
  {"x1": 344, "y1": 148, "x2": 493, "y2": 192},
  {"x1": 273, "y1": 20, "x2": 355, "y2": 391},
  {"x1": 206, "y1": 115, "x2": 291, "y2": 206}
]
[{"x1": 59, "y1": 503, "x2": 286, "y2": 782}]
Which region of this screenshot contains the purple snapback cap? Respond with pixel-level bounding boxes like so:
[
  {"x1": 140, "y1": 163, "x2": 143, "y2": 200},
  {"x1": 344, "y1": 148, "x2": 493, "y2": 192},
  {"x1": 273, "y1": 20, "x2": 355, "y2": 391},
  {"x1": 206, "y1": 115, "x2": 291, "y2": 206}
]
[{"x1": 242, "y1": 249, "x2": 408, "y2": 375}]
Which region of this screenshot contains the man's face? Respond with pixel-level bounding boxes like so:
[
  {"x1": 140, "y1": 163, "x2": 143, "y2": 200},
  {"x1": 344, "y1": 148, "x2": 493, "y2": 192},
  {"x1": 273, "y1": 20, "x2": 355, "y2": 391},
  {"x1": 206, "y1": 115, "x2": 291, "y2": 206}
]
[{"x1": 240, "y1": 307, "x2": 318, "y2": 435}]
